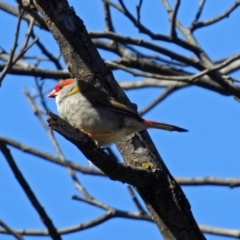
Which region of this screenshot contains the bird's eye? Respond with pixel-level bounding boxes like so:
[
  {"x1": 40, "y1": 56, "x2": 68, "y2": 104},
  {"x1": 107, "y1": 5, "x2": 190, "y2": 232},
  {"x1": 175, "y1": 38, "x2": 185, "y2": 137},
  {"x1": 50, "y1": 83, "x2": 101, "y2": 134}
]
[{"x1": 59, "y1": 85, "x2": 63, "y2": 89}]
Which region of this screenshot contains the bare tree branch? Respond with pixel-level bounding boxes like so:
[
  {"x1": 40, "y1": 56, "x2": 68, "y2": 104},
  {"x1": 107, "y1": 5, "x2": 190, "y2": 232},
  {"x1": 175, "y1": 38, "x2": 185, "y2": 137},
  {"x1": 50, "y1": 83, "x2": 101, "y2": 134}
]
[
  {"x1": 90, "y1": 31, "x2": 205, "y2": 69},
  {"x1": 191, "y1": 0, "x2": 206, "y2": 27},
  {"x1": 136, "y1": 0, "x2": 143, "y2": 27},
  {"x1": 191, "y1": 53, "x2": 240, "y2": 82},
  {"x1": 0, "y1": 36, "x2": 38, "y2": 85},
  {"x1": 24, "y1": 88, "x2": 107, "y2": 198},
  {"x1": 107, "y1": 0, "x2": 200, "y2": 53},
  {"x1": 127, "y1": 186, "x2": 147, "y2": 214},
  {"x1": 199, "y1": 225, "x2": 240, "y2": 239},
  {"x1": 47, "y1": 112, "x2": 155, "y2": 189},
  {"x1": 190, "y1": 1, "x2": 240, "y2": 31},
  {"x1": 139, "y1": 86, "x2": 179, "y2": 116},
  {"x1": 1, "y1": 1, "x2": 239, "y2": 239},
  {"x1": 0, "y1": 220, "x2": 24, "y2": 240},
  {"x1": 102, "y1": 0, "x2": 115, "y2": 32},
  {"x1": 0, "y1": 1, "x2": 48, "y2": 30},
  {"x1": 105, "y1": 60, "x2": 191, "y2": 80},
  {"x1": 176, "y1": 177, "x2": 240, "y2": 188},
  {"x1": 0, "y1": 136, "x2": 104, "y2": 176},
  {"x1": 0, "y1": 210, "x2": 152, "y2": 237},
  {"x1": 0, "y1": 8, "x2": 24, "y2": 85},
  {"x1": 31, "y1": 31, "x2": 63, "y2": 69},
  {"x1": 0, "y1": 64, "x2": 69, "y2": 79},
  {"x1": 170, "y1": 0, "x2": 180, "y2": 38},
  {"x1": 0, "y1": 142, "x2": 62, "y2": 240},
  {"x1": 1, "y1": 221, "x2": 240, "y2": 239}
]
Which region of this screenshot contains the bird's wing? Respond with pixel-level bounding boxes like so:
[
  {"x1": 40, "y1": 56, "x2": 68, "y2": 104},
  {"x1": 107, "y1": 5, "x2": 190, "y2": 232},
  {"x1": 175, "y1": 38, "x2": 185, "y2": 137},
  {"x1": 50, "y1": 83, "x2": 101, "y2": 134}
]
[
  {"x1": 87, "y1": 90, "x2": 141, "y2": 119},
  {"x1": 75, "y1": 80, "x2": 141, "y2": 119},
  {"x1": 107, "y1": 98, "x2": 140, "y2": 118}
]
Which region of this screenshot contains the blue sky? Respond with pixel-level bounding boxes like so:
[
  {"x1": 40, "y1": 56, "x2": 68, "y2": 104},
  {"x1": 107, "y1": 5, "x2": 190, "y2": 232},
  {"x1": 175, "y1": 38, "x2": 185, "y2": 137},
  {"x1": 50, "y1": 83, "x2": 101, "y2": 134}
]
[{"x1": 1, "y1": 1, "x2": 240, "y2": 240}]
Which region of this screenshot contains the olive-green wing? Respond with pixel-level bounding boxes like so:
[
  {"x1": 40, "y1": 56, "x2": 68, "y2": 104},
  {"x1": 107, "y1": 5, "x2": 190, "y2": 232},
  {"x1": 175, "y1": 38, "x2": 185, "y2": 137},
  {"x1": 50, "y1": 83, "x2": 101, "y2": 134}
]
[
  {"x1": 84, "y1": 88, "x2": 140, "y2": 119},
  {"x1": 76, "y1": 80, "x2": 140, "y2": 118}
]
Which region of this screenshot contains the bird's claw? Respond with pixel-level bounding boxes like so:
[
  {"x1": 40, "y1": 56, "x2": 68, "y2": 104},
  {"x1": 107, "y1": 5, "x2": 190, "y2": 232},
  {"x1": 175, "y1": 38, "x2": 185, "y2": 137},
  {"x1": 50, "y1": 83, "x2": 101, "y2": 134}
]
[{"x1": 47, "y1": 116, "x2": 58, "y2": 128}]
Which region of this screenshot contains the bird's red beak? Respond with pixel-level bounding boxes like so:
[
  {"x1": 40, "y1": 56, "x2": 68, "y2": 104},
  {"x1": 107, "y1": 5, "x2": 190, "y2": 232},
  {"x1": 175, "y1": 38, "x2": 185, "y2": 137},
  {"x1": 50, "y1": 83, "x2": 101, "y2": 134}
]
[{"x1": 47, "y1": 89, "x2": 57, "y2": 98}]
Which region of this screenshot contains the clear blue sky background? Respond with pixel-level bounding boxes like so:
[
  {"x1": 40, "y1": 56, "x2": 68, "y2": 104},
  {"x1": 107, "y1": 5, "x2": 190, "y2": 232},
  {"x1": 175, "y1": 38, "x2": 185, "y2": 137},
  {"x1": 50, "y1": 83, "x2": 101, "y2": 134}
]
[{"x1": 1, "y1": 1, "x2": 240, "y2": 240}]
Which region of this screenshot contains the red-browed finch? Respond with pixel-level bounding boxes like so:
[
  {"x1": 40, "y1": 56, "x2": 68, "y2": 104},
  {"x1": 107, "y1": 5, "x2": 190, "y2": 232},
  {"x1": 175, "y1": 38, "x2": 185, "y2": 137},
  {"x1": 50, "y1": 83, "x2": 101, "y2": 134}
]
[{"x1": 48, "y1": 79, "x2": 187, "y2": 146}]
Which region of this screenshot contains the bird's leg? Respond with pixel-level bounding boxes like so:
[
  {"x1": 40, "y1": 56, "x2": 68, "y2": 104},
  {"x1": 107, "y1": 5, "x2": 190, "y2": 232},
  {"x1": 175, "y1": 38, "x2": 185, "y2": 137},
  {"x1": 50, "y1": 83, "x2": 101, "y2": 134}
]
[
  {"x1": 87, "y1": 132, "x2": 114, "y2": 137},
  {"x1": 83, "y1": 131, "x2": 116, "y2": 147}
]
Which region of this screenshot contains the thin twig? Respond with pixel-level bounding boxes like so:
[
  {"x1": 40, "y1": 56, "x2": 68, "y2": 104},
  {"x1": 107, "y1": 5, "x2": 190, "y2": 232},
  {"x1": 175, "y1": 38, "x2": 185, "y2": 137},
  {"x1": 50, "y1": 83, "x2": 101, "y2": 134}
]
[
  {"x1": 102, "y1": 0, "x2": 115, "y2": 32},
  {"x1": 0, "y1": 136, "x2": 104, "y2": 176},
  {"x1": 0, "y1": 1, "x2": 48, "y2": 31},
  {"x1": 0, "y1": 220, "x2": 24, "y2": 240},
  {"x1": 21, "y1": 15, "x2": 35, "y2": 50},
  {"x1": 0, "y1": 64, "x2": 69, "y2": 79},
  {"x1": 199, "y1": 225, "x2": 240, "y2": 239},
  {"x1": 191, "y1": 53, "x2": 240, "y2": 82},
  {"x1": 161, "y1": 0, "x2": 215, "y2": 69},
  {"x1": 127, "y1": 186, "x2": 146, "y2": 214},
  {"x1": 107, "y1": 0, "x2": 201, "y2": 54},
  {"x1": 73, "y1": 194, "x2": 113, "y2": 210},
  {"x1": 176, "y1": 176, "x2": 240, "y2": 187},
  {"x1": 0, "y1": 210, "x2": 152, "y2": 236},
  {"x1": 118, "y1": 78, "x2": 187, "y2": 90},
  {"x1": 0, "y1": 37, "x2": 39, "y2": 85},
  {"x1": 170, "y1": 0, "x2": 180, "y2": 38},
  {"x1": 139, "y1": 86, "x2": 178, "y2": 116},
  {"x1": 0, "y1": 8, "x2": 24, "y2": 86},
  {"x1": 0, "y1": 143, "x2": 62, "y2": 240},
  {"x1": 34, "y1": 79, "x2": 50, "y2": 112},
  {"x1": 105, "y1": 61, "x2": 191, "y2": 81},
  {"x1": 190, "y1": 0, "x2": 206, "y2": 28},
  {"x1": 120, "y1": 43, "x2": 185, "y2": 67},
  {"x1": 136, "y1": 0, "x2": 143, "y2": 26},
  {"x1": 23, "y1": 89, "x2": 92, "y2": 198},
  {"x1": 12, "y1": 38, "x2": 39, "y2": 65},
  {"x1": 90, "y1": 32, "x2": 204, "y2": 69},
  {"x1": 1, "y1": 223, "x2": 239, "y2": 238},
  {"x1": 190, "y1": 1, "x2": 240, "y2": 31},
  {"x1": 32, "y1": 31, "x2": 63, "y2": 69}
]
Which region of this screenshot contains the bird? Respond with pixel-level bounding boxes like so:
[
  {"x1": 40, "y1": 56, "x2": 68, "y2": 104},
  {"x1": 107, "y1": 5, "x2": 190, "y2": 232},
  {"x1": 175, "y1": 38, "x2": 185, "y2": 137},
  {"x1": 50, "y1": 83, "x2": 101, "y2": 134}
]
[{"x1": 48, "y1": 78, "x2": 187, "y2": 146}]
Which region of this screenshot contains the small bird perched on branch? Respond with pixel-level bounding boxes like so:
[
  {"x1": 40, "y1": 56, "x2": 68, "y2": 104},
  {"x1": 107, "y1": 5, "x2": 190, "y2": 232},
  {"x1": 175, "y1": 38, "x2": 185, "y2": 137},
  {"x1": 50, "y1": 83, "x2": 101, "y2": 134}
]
[{"x1": 48, "y1": 79, "x2": 187, "y2": 146}]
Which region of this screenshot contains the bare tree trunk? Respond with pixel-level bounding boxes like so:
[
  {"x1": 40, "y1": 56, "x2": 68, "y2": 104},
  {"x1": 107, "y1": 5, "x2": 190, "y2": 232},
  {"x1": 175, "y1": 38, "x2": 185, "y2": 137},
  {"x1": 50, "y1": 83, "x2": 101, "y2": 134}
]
[{"x1": 32, "y1": 0, "x2": 205, "y2": 239}]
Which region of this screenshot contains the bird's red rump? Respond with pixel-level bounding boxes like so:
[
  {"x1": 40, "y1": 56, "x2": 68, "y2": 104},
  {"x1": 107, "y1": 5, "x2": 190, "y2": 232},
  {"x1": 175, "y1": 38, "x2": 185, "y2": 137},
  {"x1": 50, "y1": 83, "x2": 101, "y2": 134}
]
[{"x1": 143, "y1": 120, "x2": 154, "y2": 126}]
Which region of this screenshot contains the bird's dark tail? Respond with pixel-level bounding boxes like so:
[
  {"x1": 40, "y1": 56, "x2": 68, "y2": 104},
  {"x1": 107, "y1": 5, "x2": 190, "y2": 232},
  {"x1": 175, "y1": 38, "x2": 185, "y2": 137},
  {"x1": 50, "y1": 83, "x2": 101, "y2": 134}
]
[{"x1": 144, "y1": 120, "x2": 188, "y2": 132}]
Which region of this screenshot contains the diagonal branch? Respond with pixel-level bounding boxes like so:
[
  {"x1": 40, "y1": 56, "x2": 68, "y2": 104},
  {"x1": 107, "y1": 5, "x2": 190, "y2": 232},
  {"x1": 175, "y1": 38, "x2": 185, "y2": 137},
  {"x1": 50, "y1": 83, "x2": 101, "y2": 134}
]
[
  {"x1": 136, "y1": 0, "x2": 143, "y2": 26},
  {"x1": 47, "y1": 112, "x2": 155, "y2": 189},
  {"x1": 0, "y1": 8, "x2": 24, "y2": 85},
  {"x1": 170, "y1": 0, "x2": 180, "y2": 39},
  {"x1": 0, "y1": 1, "x2": 48, "y2": 30},
  {"x1": 90, "y1": 31, "x2": 205, "y2": 70},
  {"x1": 0, "y1": 64, "x2": 69, "y2": 79},
  {"x1": 190, "y1": 53, "x2": 240, "y2": 82},
  {"x1": 0, "y1": 36, "x2": 39, "y2": 85},
  {"x1": 139, "y1": 86, "x2": 180, "y2": 116},
  {"x1": 176, "y1": 177, "x2": 240, "y2": 187},
  {"x1": 0, "y1": 220, "x2": 24, "y2": 240},
  {"x1": 190, "y1": 0, "x2": 206, "y2": 29},
  {"x1": 127, "y1": 186, "x2": 147, "y2": 214},
  {"x1": 102, "y1": 0, "x2": 115, "y2": 32},
  {"x1": 199, "y1": 225, "x2": 240, "y2": 239},
  {"x1": 0, "y1": 142, "x2": 62, "y2": 240},
  {"x1": 107, "y1": 0, "x2": 201, "y2": 54},
  {"x1": 0, "y1": 136, "x2": 104, "y2": 176},
  {"x1": 190, "y1": 1, "x2": 240, "y2": 31},
  {"x1": 32, "y1": 1, "x2": 206, "y2": 238}
]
